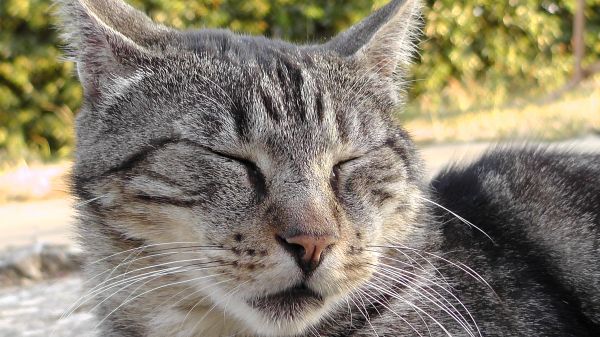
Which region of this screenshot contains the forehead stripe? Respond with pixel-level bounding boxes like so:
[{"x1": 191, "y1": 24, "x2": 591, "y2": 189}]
[
  {"x1": 277, "y1": 59, "x2": 307, "y2": 122},
  {"x1": 260, "y1": 88, "x2": 281, "y2": 123},
  {"x1": 231, "y1": 101, "x2": 251, "y2": 142},
  {"x1": 314, "y1": 89, "x2": 325, "y2": 123}
]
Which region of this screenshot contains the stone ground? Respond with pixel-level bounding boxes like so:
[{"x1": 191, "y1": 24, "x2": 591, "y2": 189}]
[
  {"x1": 0, "y1": 277, "x2": 95, "y2": 337},
  {"x1": 0, "y1": 136, "x2": 598, "y2": 336}
]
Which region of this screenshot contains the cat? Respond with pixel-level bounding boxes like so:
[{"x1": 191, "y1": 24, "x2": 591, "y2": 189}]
[{"x1": 55, "y1": 0, "x2": 600, "y2": 336}]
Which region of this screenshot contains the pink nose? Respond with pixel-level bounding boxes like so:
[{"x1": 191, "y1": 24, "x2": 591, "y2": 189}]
[{"x1": 277, "y1": 234, "x2": 337, "y2": 274}]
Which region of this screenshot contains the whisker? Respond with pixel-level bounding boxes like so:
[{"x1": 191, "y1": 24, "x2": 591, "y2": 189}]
[
  {"x1": 171, "y1": 277, "x2": 235, "y2": 325},
  {"x1": 365, "y1": 281, "x2": 434, "y2": 337},
  {"x1": 368, "y1": 254, "x2": 482, "y2": 335},
  {"x1": 96, "y1": 267, "x2": 198, "y2": 315},
  {"x1": 373, "y1": 269, "x2": 472, "y2": 335},
  {"x1": 89, "y1": 242, "x2": 223, "y2": 265},
  {"x1": 364, "y1": 279, "x2": 454, "y2": 337},
  {"x1": 415, "y1": 195, "x2": 496, "y2": 244},
  {"x1": 74, "y1": 195, "x2": 108, "y2": 208},
  {"x1": 366, "y1": 251, "x2": 478, "y2": 330},
  {"x1": 88, "y1": 258, "x2": 225, "y2": 297},
  {"x1": 95, "y1": 272, "x2": 225, "y2": 328},
  {"x1": 377, "y1": 244, "x2": 452, "y2": 289},
  {"x1": 357, "y1": 286, "x2": 424, "y2": 337},
  {"x1": 371, "y1": 267, "x2": 478, "y2": 337},
  {"x1": 63, "y1": 266, "x2": 185, "y2": 321},
  {"x1": 370, "y1": 243, "x2": 496, "y2": 294},
  {"x1": 82, "y1": 245, "x2": 226, "y2": 288},
  {"x1": 184, "y1": 279, "x2": 248, "y2": 333},
  {"x1": 349, "y1": 292, "x2": 380, "y2": 337},
  {"x1": 64, "y1": 261, "x2": 230, "y2": 320},
  {"x1": 347, "y1": 298, "x2": 354, "y2": 329}
]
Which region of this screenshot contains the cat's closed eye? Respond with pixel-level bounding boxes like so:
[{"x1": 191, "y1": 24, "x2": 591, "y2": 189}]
[
  {"x1": 330, "y1": 157, "x2": 360, "y2": 194},
  {"x1": 213, "y1": 152, "x2": 267, "y2": 201},
  {"x1": 118, "y1": 142, "x2": 266, "y2": 205}
]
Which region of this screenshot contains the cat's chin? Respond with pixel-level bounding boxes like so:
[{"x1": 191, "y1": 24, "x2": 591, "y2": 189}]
[
  {"x1": 247, "y1": 283, "x2": 325, "y2": 322},
  {"x1": 229, "y1": 284, "x2": 339, "y2": 337}
]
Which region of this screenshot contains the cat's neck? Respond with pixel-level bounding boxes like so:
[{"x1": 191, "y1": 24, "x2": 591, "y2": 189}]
[{"x1": 148, "y1": 307, "x2": 250, "y2": 337}]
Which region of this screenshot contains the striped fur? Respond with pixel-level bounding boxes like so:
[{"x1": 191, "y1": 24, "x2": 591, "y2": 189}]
[{"x1": 55, "y1": 0, "x2": 600, "y2": 336}]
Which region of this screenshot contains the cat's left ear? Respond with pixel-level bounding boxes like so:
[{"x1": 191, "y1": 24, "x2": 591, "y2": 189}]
[
  {"x1": 54, "y1": 0, "x2": 174, "y2": 103},
  {"x1": 323, "y1": 0, "x2": 421, "y2": 78}
]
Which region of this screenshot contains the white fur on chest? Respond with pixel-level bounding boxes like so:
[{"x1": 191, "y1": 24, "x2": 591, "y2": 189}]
[{"x1": 147, "y1": 307, "x2": 251, "y2": 337}]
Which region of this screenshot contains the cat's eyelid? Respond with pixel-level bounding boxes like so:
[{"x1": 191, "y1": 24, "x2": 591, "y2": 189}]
[
  {"x1": 336, "y1": 156, "x2": 361, "y2": 167},
  {"x1": 178, "y1": 138, "x2": 255, "y2": 167},
  {"x1": 211, "y1": 149, "x2": 257, "y2": 168},
  {"x1": 336, "y1": 141, "x2": 393, "y2": 167}
]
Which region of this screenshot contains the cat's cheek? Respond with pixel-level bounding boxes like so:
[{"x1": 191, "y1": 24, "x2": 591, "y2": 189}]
[
  {"x1": 336, "y1": 193, "x2": 383, "y2": 243},
  {"x1": 88, "y1": 178, "x2": 245, "y2": 247},
  {"x1": 94, "y1": 202, "x2": 206, "y2": 248}
]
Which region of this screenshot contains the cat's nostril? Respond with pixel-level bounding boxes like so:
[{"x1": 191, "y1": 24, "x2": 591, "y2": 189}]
[
  {"x1": 276, "y1": 234, "x2": 337, "y2": 274},
  {"x1": 276, "y1": 235, "x2": 306, "y2": 258}
]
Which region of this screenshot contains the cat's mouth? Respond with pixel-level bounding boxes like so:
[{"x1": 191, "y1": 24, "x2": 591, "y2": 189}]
[{"x1": 248, "y1": 283, "x2": 324, "y2": 315}]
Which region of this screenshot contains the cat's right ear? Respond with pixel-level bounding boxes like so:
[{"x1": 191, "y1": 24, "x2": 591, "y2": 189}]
[
  {"x1": 54, "y1": 0, "x2": 174, "y2": 102},
  {"x1": 323, "y1": 0, "x2": 421, "y2": 80}
]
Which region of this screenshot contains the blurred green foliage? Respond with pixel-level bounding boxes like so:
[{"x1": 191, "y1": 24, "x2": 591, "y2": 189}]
[
  {"x1": 414, "y1": 0, "x2": 600, "y2": 111},
  {"x1": 1, "y1": 0, "x2": 599, "y2": 161}
]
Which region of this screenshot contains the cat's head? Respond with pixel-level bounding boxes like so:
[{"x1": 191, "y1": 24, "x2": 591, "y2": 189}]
[{"x1": 59, "y1": 0, "x2": 426, "y2": 335}]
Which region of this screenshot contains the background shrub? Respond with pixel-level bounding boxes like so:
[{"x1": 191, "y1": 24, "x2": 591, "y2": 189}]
[{"x1": 0, "y1": 0, "x2": 598, "y2": 161}]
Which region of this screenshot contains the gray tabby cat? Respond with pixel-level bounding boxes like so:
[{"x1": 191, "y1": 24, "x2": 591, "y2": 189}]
[{"x1": 56, "y1": 0, "x2": 600, "y2": 336}]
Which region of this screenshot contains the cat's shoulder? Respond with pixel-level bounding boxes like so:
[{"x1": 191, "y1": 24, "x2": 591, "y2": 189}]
[
  {"x1": 430, "y1": 144, "x2": 600, "y2": 245},
  {"x1": 432, "y1": 145, "x2": 600, "y2": 203},
  {"x1": 430, "y1": 145, "x2": 600, "y2": 327}
]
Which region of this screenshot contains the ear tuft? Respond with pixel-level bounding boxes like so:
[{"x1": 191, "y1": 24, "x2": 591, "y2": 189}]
[
  {"x1": 53, "y1": 0, "x2": 173, "y2": 101},
  {"x1": 324, "y1": 0, "x2": 422, "y2": 78}
]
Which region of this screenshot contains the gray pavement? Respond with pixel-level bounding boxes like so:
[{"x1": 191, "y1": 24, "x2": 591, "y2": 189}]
[{"x1": 0, "y1": 278, "x2": 94, "y2": 337}]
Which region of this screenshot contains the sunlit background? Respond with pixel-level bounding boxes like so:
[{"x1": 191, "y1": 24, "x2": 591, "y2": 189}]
[{"x1": 0, "y1": 0, "x2": 598, "y2": 335}]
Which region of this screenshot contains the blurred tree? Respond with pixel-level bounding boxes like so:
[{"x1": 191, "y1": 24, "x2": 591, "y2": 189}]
[
  {"x1": 573, "y1": 0, "x2": 586, "y2": 82},
  {"x1": 412, "y1": 0, "x2": 600, "y2": 111},
  {"x1": 1, "y1": 0, "x2": 81, "y2": 161},
  {"x1": 543, "y1": 0, "x2": 600, "y2": 101},
  {"x1": 0, "y1": 0, "x2": 599, "y2": 161}
]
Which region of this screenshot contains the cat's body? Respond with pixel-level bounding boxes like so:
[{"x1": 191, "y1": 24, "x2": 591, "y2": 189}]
[
  {"x1": 56, "y1": 0, "x2": 600, "y2": 336},
  {"x1": 431, "y1": 149, "x2": 600, "y2": 336}
]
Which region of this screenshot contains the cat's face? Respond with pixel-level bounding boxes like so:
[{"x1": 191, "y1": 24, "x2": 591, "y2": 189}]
[{"x1": 62, "y1": 0, "x2": 423, "y2": 335}]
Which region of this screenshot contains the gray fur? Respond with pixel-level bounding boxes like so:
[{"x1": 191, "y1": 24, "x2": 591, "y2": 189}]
[{"x1": 55, "y1": 0, "x2": 600, "y2": 336}]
